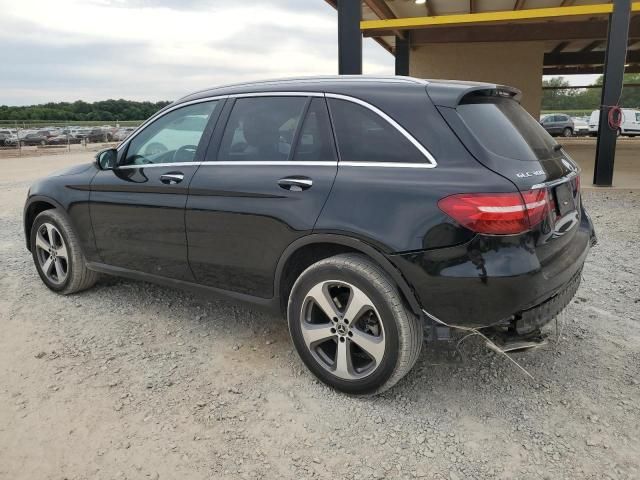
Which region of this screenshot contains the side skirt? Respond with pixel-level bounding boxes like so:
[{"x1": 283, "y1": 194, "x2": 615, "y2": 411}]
[{"x1": 86, "y1": 262, "x2": 280, "y2": 314}]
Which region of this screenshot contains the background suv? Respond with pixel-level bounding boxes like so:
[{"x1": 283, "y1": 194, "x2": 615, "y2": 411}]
[
  {"x1": 24, "y1": 76, "x2": 595, "y2": 395},
  {"x1": 540, "y1": 113, "x2": 574, "y2": 137}
]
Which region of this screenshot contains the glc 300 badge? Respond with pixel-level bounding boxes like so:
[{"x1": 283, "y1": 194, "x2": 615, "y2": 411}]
[{"x1": 516, "y1": 170, "x2": 545, "y2": 178}]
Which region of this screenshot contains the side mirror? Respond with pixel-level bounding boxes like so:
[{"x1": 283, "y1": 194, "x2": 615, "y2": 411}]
[{"x1": 96, "y1": 148, "x2": 117, "y2": 170}]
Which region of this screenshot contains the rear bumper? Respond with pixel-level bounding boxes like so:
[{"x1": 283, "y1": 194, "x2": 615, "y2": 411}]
[{"x1": 388, "y1": 206, "x2": 595, "y2": 328}]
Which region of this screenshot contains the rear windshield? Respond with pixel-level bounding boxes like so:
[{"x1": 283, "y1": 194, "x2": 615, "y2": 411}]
[{"x1": 457, "y1": 96, "x2": 559, "y2": 162}]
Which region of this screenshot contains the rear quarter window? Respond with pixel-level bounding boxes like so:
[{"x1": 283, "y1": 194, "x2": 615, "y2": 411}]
[{"x1": 327, "y1": 98, "x2": 426, "y2": 164}]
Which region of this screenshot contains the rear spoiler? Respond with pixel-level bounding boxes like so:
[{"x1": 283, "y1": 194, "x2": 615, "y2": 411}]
[{"x1": 426, "y1": 81, "x2": 522, "y2": 108}]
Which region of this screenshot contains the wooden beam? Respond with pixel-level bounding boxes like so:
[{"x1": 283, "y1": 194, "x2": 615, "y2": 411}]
[
  {"x1": 363, "y1": 0, "x2": 396, "y2": 20},
  {"x1": 544, "y1": 64, "x2": 640, "y2": 74},
  {"x1": 362, "y1": 3, "x2": 640, "y2": 34},
  {"x1": 325, "y1": 0, "x2": 394, "y2": 54},
  {"x1": 363, "y1": 0, "x2": 405, "y2": 39},
  {"x1": 552, "y1": 41, "x2": 571, "y2": 53},
  {"x1": 544, "y1": 50, "x2": 640, "y2": 65},
  {"x1": 581, "y1": 40, "x2": 604, "y2": 52},
  {"x1": 424, "y1": 1, "x2": 434, "y2": 16},
  {"x1": 396, "y1": 16, "x2": 640, "y2": 43},
  {"x1": 373, "y1": 37, "x2": 393, "y2": 53}
]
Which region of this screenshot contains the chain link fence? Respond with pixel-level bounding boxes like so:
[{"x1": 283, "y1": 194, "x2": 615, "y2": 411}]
[{"x1": 0, "y1": 120, "x2": 142, "y2": 158}]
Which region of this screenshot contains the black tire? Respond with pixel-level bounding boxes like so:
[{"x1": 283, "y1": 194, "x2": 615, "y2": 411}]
[
  {"x1": 30, "y1": 209, "x2": 99, "y2": 294},
  {"x1": 562, "y1": 127, "x2": 573, "y2": 137},
  {"x1": 287, "y1": 254, "x2": 422, "y2": 396}
]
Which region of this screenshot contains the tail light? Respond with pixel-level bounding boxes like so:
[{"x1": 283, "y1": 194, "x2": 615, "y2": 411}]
[
  {"x1": 573, "y1": 175, "x2": 581, "y2": 194},
  {"x1": 438, "y1": 189, "x2": 551, "y2": 235}
]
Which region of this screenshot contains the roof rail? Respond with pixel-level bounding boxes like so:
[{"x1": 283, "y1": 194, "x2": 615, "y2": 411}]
[{"x1": 179, "y1": 75, "x2": 429, "y2": 101}]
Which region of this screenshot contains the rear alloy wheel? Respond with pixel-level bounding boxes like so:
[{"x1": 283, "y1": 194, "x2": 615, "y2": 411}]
[
  {"x1": 562, "y1": 127, "x2": 573, "y2": 137},
  {"x1": 288, "y1": 254, "x2": 422, "y2": 395},
  {"x1": 300, "y1": 280, "x2": 386, "y2": 380}
]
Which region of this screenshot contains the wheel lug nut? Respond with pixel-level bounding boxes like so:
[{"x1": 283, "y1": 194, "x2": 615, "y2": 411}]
[
  {"x1": 348, "y1": 331, "x2": 353, "y2": 337},
  {"x1": 330, "y1": 328, "x2": 336, "y2": 334},
  {"x1": 339, "y1": 337, "x2": 345, "y2": 343},
  {"x1": 344, "y1": 319, "x2": 349, "y2": 324}
]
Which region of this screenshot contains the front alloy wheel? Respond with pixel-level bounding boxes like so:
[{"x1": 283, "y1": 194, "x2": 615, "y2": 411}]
[
  {"x1": 30, "y1": 209, "x2": 99, "y2": 294},
  {"x1": 35, "y1": 222, "x2": 69, "y2": 285}
]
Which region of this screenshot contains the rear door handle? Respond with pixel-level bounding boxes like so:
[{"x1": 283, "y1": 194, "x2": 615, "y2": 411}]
[
  {"x1": 160, "y1": 172, "x2": 184, "y2": 184},
  {"x1": 278, "y1": 177, "x2": 313, "y2": 191}
]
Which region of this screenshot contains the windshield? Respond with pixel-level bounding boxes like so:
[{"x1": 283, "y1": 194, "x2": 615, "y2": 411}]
[{"x1": 457, "y1": 96, "x2": 559, "y2": 162}]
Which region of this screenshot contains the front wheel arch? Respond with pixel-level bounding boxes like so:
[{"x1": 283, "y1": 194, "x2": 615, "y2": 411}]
[
  {"x1": 24, "y1": 197, "x2": 62, "y2": 251},
  {"x1": 274, "y1": 234, "x2": 422, "y2": 318}
]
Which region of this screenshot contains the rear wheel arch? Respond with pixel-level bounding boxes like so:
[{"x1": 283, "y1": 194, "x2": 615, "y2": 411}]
[{"x1": 274, "y1": 234, "x2": 422, "y2": 317}]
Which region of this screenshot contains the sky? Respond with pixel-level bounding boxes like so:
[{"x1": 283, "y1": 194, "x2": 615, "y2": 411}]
[{"x1": 0, "y1": 0, "x2": 596, "y2": 106}]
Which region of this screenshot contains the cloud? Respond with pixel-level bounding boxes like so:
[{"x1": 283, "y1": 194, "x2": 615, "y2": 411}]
[{"x1": 0, "y1": 0, "x2": 393, "y2": 105}]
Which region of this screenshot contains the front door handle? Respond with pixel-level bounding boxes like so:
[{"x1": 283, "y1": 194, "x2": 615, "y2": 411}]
[
  {"x1": 160, "y1": 172, "x2": 184, "y2": 185},
  {"x1": 278, "y1": 177, "x2": 313, "y2": 192}
]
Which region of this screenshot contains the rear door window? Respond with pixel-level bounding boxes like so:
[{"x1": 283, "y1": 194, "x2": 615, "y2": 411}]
[
  {"x1": 327, "y1": 98, "x2": 425, "y2": 164},
  {"x1": 217, "y1": 96, "x2": 307, "y2": 162},
  {"x1": 457, "y1": 96, "x2": 559, "y2": 162}
]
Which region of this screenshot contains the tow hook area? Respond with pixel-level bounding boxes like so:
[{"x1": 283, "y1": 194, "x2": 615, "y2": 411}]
[
  {"x1": 484, "y1": 329, "x2": 549, "y2": 353},
  {"x1": 424, "y1": 320, "x2": 548, "y2": 353},
  {"x1": 422, "y1": 310, "x2": 551, "y2": 379}
]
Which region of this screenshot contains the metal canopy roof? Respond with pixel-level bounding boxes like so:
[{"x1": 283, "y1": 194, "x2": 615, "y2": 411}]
[{"x1": 325, "y1": 0, "x2": 640, "y2": 74}]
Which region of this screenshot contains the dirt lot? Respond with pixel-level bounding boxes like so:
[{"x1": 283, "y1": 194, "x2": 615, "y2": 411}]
[{"x1": 1, "y1": 152, "x2": 639, "y2": 480}]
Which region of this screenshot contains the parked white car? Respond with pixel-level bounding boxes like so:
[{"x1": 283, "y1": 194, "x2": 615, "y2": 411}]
[
  {"x1": 588, "y1": 108, "x2": 640, "y2": 136},
  {"x1": 571, "y1": 118, "x2": 590, "y2": 136}
]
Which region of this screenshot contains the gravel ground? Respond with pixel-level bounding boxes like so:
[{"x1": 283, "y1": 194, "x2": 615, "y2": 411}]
[{"x1": 1, "y1": 153, "x2": 639, "y2": 480}]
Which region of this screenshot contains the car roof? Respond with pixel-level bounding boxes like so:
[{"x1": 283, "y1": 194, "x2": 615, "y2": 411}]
[{"x1": 175, "y1": 75, "x2": 507, "y2": 107}]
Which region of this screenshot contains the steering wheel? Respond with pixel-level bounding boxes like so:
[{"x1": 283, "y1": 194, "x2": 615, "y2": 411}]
[
  {"x1": 172, "y1": 144, "x2": 198, "y2": 163},
  {"x1": 143, "y1": 142, "x2": 168, "y2": 156}
]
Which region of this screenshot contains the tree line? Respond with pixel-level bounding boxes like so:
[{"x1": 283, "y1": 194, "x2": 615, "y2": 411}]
[
  {"x1": 2, "y1": 74, "x2": 639, "y2": 121},
  {"x1": 0, "y1": 99, "x2": 171, "y2": 121},
  {"x1": 542, "y1": 73, "x2": 640, "y2": 112}
]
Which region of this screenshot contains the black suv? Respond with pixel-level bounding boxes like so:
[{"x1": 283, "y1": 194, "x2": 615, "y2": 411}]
[{"x1": 24, "y1": 76, "x2": 595, "y2": 395}]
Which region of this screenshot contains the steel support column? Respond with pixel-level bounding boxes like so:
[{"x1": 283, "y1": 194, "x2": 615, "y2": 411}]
[
  {"x1": 395, "y1": 34, "x2": 410, "y2": 75},
  {"x1": 338, "y1": 0, "x2": 362, "y2": 74},
  {"x1": 594, "y1": 0, "x2": 631, "y2": 186}
]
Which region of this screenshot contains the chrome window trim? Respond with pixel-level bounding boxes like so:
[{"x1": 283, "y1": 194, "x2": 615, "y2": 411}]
[
  {"x1": 325, "y1": 93, "x2": 437, "y2": 168},
  {"x1": 117, "y1": 90, "x2": 438, "y2": 169},
  {"x1": 340, "y1": 161, "x2": 435, "y2": 169},
  {"x1": 201, "y1": 161, "x2": 337, "y2": 167},
  {"x1": 531, "y1": 170, "x2": 579, "y2": 190},
  {"x1": 116, "y1": 160, "x2": 438, "y2": 170},
  {"x1": 116, "y1": 161, "x2": 202, "y2": 170}
]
